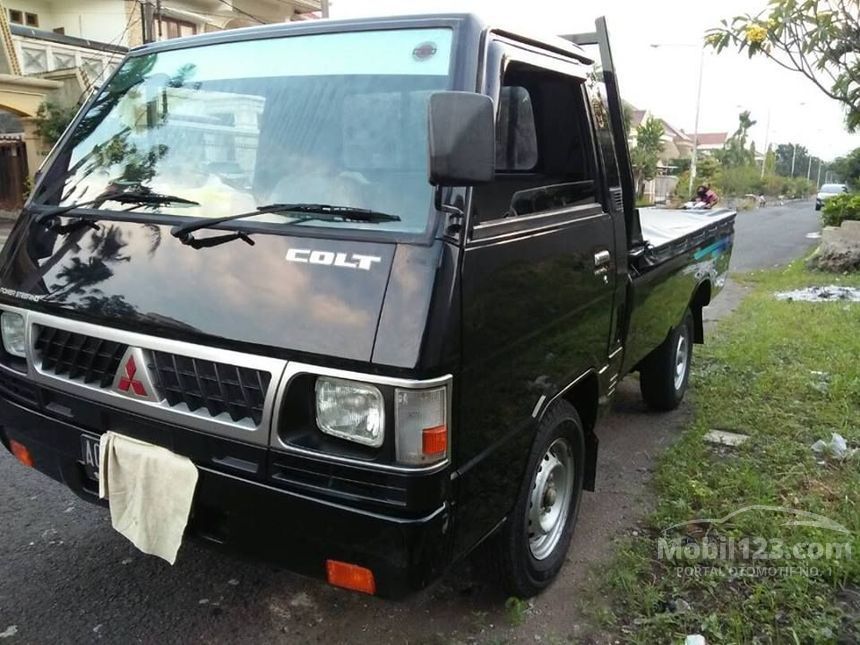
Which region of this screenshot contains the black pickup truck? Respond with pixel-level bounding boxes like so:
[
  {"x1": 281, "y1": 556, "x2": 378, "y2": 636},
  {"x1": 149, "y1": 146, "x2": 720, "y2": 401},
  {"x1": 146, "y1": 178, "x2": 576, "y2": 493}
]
[{"x1": 0, "y1": 14, "x2": 735, "y2": 598}]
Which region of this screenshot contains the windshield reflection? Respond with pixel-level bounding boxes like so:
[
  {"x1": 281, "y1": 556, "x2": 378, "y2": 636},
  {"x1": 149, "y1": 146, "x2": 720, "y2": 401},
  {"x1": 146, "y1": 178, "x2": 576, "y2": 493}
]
[{"x1": 37, "y1": 28, "x2": 455, "y2": 234}]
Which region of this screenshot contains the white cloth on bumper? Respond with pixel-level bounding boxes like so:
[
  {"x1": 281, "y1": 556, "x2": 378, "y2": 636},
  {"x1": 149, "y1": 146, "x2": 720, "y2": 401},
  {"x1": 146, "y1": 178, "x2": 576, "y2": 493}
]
[{"x1": 99, "y1": 431, "x2": 198, "y2": 564}]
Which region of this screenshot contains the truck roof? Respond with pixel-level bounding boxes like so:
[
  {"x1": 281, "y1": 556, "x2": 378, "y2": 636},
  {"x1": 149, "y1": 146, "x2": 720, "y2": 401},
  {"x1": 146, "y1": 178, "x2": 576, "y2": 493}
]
[{"x1": 130, "y1": 13, "x2": 592, "y2": 65}]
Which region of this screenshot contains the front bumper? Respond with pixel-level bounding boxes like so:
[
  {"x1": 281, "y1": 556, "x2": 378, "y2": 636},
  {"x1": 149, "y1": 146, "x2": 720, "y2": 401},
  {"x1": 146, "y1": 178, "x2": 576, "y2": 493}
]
[{"x1": 0, "y1": 388, "x2": 452, "y2": 598}]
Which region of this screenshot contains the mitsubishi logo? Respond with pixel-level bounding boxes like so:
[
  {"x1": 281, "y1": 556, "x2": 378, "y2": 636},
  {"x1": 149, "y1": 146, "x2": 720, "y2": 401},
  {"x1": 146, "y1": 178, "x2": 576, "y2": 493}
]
[
  {"x1": 118, "y1": 355, "x2": 146, "y2": 395},
  {"x1": 112, "y1": 347, "x2": 159, "y2": 402}
]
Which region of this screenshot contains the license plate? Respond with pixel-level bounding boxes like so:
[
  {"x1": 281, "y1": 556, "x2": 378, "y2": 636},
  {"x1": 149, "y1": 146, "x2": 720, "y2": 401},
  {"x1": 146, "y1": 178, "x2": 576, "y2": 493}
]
[{"x1": 80, "y1": 434, "x2": 101, "y2": 481}]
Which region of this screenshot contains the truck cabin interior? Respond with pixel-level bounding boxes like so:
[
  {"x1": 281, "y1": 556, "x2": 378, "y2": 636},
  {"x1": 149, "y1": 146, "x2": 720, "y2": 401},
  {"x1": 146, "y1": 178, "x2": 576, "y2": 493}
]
[{"x1": 470, "y1": 62, "x2": 599, "y2": 223}]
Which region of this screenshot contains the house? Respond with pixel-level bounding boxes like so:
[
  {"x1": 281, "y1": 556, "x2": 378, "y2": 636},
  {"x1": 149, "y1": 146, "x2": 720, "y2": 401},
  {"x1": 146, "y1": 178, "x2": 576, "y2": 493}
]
[
  {"x1": 0, "y1": 0, "x2": 321, "y2": 205},
  {"x1": 3, "y1": 0, "x2": 323, "y2": 81},
  {"x1": 129, "y1": 0, "x2": 324, "y2": 43},
  {"x1": 658, "y1": 119, "x2": 693, "y2": 161},
  {"x1": 627, "y1": 106, "x2": 693, "y2": 164},
  {"x1": 627, "y1": 105, "x2": 693, "y2": 203},
  {"x1": 694, "y1": 132, "x2": 728, "y2": 154}
]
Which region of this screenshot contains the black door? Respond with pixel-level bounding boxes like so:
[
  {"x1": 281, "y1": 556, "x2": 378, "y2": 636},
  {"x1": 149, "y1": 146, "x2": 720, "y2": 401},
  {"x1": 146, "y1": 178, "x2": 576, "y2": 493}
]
[{"x1": 453, "y1": 41, "x2": 617, "y2": 556}]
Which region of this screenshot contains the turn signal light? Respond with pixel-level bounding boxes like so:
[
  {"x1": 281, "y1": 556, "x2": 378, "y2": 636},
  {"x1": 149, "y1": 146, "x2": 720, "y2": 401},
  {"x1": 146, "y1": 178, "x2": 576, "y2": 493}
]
[
  {"x1": 394, "y1": 385, "x2": 448, "y2": 465},
  {"x1": 326, "y1": 559, "x2": 376, "y2": 595},
  {"x1": 9, "y1": 439, "x2": 33, "y2": 467},
  {"x1": 422, "y1": 424, "x2": 447, "y2": 456}
]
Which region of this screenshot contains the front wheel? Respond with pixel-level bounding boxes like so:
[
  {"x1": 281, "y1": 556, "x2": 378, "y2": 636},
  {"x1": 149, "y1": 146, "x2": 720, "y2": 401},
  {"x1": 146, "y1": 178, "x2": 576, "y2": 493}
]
[
  {"x1": 639, "y1": 309, "x2": 694, "y2": 411},
  {"x1": 489, "y1": 401, "x2": 585, "y2": 597}
]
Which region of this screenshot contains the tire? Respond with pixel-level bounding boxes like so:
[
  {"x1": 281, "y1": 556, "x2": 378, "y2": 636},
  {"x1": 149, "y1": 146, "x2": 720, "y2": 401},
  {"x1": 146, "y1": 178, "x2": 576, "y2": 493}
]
[
  {"x1": 639, "y1": 309, "x2": 694, "y2": 411},
  {"x1": 815, "y1": 203, "x2": 822, "y2": 211},
  {"x1": 489, "y1": 401, "x2": 585, "y2": 597}
]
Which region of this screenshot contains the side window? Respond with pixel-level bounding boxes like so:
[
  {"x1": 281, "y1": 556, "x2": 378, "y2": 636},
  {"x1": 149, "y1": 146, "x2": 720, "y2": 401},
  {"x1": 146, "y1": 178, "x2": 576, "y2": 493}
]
[
  {"x1": 496, "y1": 86, "x2": 538, "y2": 171},
  {"x1": 472, "y1": 60, "x2": 599, "y2": 225}
]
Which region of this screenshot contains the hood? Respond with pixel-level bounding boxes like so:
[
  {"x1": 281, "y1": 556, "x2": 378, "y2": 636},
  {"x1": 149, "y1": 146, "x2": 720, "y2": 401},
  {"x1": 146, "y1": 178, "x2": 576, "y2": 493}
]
[{"x1": 0, "y1": 218, "x2": 397, "y2": 362}]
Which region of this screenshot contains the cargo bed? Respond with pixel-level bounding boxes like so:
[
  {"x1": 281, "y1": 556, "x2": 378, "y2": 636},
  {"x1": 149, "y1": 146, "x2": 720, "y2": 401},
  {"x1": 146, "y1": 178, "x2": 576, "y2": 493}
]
[
  {"x1": 638, "y1": 207, "x2": 737, "y2": 265},
  {"x1": 640, "y1": 207, "x2": 737, "y2": 249}
]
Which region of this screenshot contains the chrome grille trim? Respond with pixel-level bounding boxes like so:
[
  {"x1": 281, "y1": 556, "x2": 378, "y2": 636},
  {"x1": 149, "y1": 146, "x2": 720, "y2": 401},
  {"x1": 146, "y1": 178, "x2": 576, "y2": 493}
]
[{"x1": 18, "y1": 309, "x2": 287, "y2": 446}]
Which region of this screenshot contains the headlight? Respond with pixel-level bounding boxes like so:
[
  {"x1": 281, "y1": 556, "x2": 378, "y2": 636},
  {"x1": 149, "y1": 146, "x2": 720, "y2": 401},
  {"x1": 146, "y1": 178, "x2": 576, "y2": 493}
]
[
  {"x1": 395, "y1": 386, "x2": 448, "y2": 465},
  {"x1": 315, "y1": 377, "x2": 384, "y2": 447},
  {"x1": 0, "y1": 312, "x2": 26, "y2": 358}
]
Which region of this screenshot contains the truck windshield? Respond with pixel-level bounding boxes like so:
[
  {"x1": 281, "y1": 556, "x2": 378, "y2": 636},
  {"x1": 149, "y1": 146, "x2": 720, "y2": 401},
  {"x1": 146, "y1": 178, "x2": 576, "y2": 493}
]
[{"x1": 36, "y1": 27, "x2": 454, "y2": 234}]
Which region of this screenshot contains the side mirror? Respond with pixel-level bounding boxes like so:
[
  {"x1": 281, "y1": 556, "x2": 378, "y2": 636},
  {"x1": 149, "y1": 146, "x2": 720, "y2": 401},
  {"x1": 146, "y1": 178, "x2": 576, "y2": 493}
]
[{"x1": 428, "y1": 91, "x2": 495, "y2": 186}]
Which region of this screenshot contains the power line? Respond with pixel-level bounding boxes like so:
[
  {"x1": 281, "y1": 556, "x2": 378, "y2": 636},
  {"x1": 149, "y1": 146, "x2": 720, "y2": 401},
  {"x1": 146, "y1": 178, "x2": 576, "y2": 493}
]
[
  {"x1": 105, "y1": 6, "x2": 140, "y2": 51},
  {"x1": 75, "y1": 0, "x2": 278, "y2": 104},
  {"x1": 76, "y1": 8, "x2": 140, "y2": 103}
]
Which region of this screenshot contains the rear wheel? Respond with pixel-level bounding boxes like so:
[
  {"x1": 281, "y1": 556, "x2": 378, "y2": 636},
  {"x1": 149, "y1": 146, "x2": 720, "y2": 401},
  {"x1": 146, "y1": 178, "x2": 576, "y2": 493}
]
[
  {"x1": 489, "y1": 401, "x2": 585, "y2": 597},
  {"x1": 639, "y1": 309, "x2": 693, "y2": 411}
]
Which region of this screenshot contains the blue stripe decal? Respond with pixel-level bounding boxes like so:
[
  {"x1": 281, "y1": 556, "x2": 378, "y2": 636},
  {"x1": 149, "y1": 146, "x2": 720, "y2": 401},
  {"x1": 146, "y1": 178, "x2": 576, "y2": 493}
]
[{"x1": 694, "y1": 236, "x2": 730, "y2": 260}]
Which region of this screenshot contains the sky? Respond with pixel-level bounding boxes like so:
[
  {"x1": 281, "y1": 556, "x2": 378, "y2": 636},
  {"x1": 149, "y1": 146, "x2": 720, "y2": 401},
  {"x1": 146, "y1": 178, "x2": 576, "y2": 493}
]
[{"x1": 330, "y1": 0, "x2": 860, "y2": 162}]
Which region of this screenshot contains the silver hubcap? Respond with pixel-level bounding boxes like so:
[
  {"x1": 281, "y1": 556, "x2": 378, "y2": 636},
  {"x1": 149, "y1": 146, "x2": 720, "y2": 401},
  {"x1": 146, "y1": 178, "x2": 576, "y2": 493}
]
[
  {"x1": 528, "y1": 438, "x2": 575, "y2": 560},
  {"x1": 674, "y1": 330, "x2": 689, "y2": 391}
]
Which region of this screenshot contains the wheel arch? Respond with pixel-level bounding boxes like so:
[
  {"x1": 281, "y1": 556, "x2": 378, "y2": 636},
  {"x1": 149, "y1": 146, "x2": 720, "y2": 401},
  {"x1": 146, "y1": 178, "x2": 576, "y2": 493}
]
[
  {"x1": 689, "y1": 279, "x2": 712, "y2": 344},
  {"x1": 536, "y1": 372, "x2": 600, "y2": 492}
]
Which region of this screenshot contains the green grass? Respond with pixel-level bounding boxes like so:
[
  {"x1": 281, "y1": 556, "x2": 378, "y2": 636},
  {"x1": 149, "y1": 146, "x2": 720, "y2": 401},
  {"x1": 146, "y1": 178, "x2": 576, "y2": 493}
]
[{"x1": 598, "y1": 262, "x2": 860, "y2": 643}]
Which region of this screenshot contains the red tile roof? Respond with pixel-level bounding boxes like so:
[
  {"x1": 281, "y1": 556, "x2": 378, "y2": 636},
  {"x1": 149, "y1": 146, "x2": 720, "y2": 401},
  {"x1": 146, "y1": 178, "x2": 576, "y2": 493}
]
[{"x1": 696, "y1": 132, "x2": 728, "y2": 146}]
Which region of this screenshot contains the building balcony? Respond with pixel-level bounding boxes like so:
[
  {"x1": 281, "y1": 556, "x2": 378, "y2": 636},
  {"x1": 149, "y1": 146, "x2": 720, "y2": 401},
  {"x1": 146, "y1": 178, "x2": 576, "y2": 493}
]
[
  {"x1": 9, "y1": 24, "x2": 127, "y2": 85},
  {"x1": 158, "y1": 0, "x2": 323, "y2": 35}
]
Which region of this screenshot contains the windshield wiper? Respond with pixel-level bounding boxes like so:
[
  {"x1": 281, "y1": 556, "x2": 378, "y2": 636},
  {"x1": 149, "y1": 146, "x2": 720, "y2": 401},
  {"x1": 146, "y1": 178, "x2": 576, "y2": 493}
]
[
  {"x1": 32, "y1": 189, "x2": 200, "y2": 232},
  {"x1": 170, "y1": 203, "x2": 401, "y2": 248}
]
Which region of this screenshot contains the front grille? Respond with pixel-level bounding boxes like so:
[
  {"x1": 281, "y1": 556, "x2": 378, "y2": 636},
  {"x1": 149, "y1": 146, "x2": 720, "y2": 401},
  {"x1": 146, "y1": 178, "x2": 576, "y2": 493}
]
[
  {"x1": 34, "y1": 325, "x2": 128, "y2": 388},
  {"x1": 149, "y1": 352, "x2": 271, "y2": 425},
  {"x1": 33, "y1": 324, "x2": 272, "y2": 426}
]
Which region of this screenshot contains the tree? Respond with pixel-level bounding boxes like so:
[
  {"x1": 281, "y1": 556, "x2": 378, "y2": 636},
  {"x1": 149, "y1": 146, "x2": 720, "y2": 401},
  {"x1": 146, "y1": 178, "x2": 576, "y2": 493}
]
[
  {"x1": 763, "y1": 145, "x2": 777, "y2": 175},
  {"x1": 829, "y1": 147, "x2": 860, "y2": 188},
  {"x1": 671, "y1": 157, "x2": 691, "y2": 174},
  {"x1": 697, "y1": 156, "x2": 721, "y2": 184},
  {"x1": 32, "y1": 101, "x2": 78, "y2": 145},
  {"x1": 622, "y1": 100, "x2": 635, "y2": 132},
  {"x1": 774, "y1": 142, "x2": 809, "y2": 177},
  {"x1": 707, "y1": 1, "x2": 860, "y2": 130},
  {"x1": 714, "y1": 110, "x2": 757, "y2": 167},
  {"x1": 631, "y1": 116, "x2": 664, "y2": 198}
]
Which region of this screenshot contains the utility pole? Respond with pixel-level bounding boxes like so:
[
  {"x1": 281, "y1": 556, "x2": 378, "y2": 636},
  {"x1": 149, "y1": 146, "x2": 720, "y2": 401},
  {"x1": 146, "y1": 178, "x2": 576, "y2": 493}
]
[
  {"x1": 647, "y1": 41, "x2": 704, "y2": 196},
  {"x1": 688, "y1": 45, "x2": 705, "y2": 196},
  {"x1": 790, "y1": 143, "x2": 797, "y2": 177},
  {"x1": 321, "y1": 0, "x2": 330, "y2": 18},
  {"x1": 816, "y1": 161, "x2": 822, "y2": 188},
  {"x1": 141, "y1": 0, "x2": 155, "y2": 43},
  {"x1": 156, "y1": 0, "x2": 163, "y2": 40},
  {"x1": 760, "y1": 106, "x2": 771, "y2": 179},
  {"x1": 648, "y1": 42, "x2": 704, "y2": 196},
  {"x1": 807, "y1": 155, "x2": 813, "y2": 180}
]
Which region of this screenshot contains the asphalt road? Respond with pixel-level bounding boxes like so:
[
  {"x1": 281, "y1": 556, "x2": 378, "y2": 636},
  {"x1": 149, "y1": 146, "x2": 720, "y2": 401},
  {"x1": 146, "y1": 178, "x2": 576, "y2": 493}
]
[
  {"x1": 0, "y1": 200, "x2": 821, "y2": 644},
  {"x1": 728, "y1": 198, "x2": 821, "y2": 271}
]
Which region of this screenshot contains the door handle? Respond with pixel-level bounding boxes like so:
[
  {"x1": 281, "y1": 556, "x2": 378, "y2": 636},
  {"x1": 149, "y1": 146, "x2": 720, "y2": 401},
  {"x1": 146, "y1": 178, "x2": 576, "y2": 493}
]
[{"x1": 593, "y1": 249, "x2": 612, "y2": 269}]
